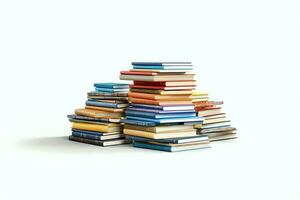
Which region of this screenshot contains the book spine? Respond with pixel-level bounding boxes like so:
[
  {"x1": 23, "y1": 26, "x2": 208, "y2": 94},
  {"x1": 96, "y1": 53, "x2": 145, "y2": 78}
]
[
  {"x1": 132, "y1": 141, "x2": 171, "y2": 152},
  {"x1": 125, "y1": 110, "x2": 156, "y2": 118},
  {"x1": 86, "y1": 100, "x2": 118, "y2": 108},
  {"x1": 69, "y1": 136, "x2": 103, "y2": 146},
  {"x1": 72, "y1": 132, "x2": 101, "y2": 140}
]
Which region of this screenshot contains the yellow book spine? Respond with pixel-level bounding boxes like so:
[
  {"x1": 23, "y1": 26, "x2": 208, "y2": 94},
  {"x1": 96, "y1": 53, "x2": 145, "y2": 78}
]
[{"x1": 72, "y1": 122, "x2": 109, "y2": 132}]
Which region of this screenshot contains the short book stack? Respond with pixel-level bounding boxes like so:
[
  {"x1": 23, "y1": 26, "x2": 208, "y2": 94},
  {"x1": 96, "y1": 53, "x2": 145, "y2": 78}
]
[
  {"x1": 67, "y1": 83, "x2": 130, "y2": 146},
  {"x1": 119, "y1": 62, "x2": 210, "y2": 152},
  {"x1": 192, "y1": 91, "x2": 237, "y2": 141}
]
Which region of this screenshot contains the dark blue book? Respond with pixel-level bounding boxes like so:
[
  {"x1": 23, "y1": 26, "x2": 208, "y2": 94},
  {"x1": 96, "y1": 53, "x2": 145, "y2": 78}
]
[
  {"x1": 132, "y1": 141, "x2": 210, "y2": 152},
  {"x1": 69, "y1": 136, "x2": 129, "y2": 146},
  {"x1": 68, "y1": 114, "x2": 110, "y2": 123},
  {"x1": 86, "y1": 100, "x2": 128, "y2": 108},
  {"x1": 131, "y1": 62, "x2": 192, "y2": 66},
  {"x1": 125, "y1": 110, "x2": 196, "y2": 119},
  {"x1": 94, "y1": 83, "x2": 129, "y2": 89},
  {"x1": 72, "y1": 131, "x2": 124, "y2": 141},
  {"x1": 121, "y1": 119, "x2": 157, "y2": 126},
  {"x1": 127, "y1": 135, "x2": 209, "y2": 144}
]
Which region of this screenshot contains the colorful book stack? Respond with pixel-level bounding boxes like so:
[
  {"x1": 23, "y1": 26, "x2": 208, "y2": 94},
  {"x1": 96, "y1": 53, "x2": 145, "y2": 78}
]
[
  {"x1": 192, "y1": 91, "x2": 237, "y2": 141},
  {"x1": 119, "y1": 62, "x2": 210, "y2": 152},
  {"x1": 67, "y1": 83, "x2": 130, "y2": 146}
]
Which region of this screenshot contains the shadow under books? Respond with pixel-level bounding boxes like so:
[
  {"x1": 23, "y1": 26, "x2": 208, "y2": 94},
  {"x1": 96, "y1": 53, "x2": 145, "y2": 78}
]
[{"x1": 19, "y1": 136, "x2": 134, "y2": 154}]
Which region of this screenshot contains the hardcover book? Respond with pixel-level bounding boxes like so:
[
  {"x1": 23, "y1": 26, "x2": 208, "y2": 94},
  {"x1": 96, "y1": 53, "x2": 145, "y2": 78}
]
[{"x1": 69, "y1": 135, "x2": 129, "y2": 146}]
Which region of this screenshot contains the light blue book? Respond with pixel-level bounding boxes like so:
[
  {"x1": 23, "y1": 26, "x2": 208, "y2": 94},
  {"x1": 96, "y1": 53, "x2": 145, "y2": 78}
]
[
  {"x1": 86, "y1": 100, "x2": 128, "y2": 108},
  {"x1": 95, "y1": 87, "x2": 129, "y2": 93},
  {"x1": 126, "y1": 116, "x2": 204, "y2": 124},
  {"x1": 132, "y1": 141, "x2": 210, "y2": 152},
  {"x1": 125, "y1": 110, "x2": 196, "y2": 119},
  {"x1": 94, "y1": 83, "x2": 129, "y2": 89}
]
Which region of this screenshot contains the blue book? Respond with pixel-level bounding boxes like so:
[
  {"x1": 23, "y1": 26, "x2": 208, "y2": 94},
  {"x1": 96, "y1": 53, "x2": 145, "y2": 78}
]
[
  {"x1": 95, "y1": 87, "x2": 129, "y2": 93},
  {"x1": 126, "y1": 116, "x2": 204, "y2": 124},
  {"x1": 121, "y1": 119, "x2": 157, "y2": 126},
  {"x1": 72, "y1": 129, "x2": 105, "y2": 135},
  {"x1": 125, "y1": 110, "x2": 196, "y2": 119},
  {"x1": 86, "y1": 100, "x2": 128, "y2": 108},
  {"x1": 72, "y1": 131, "x2": 123, "y2": 141},
  {"x1": 132, "y1": 141, "x2": 210, "y2": 152},
  {"x1": 127, "y1": 135, "x2": 209, "y2": 144},
  {"x1": 94, "y1": 83, "x2": 129, "y2": 89},
  {"x1": 132, "y1": 66, "x2": 193, "y2": 70}
]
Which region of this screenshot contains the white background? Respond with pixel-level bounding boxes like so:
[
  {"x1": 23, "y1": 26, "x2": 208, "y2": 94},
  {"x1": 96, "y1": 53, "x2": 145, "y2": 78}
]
[{"x1": 0, "y1": 0, "x2": 300, "y2": 199}]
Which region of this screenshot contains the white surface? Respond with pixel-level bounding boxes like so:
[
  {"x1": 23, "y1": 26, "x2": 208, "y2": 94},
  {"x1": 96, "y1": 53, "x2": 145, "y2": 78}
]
[{"x1": 0, "y1": 0, "x2": 300, "y2": 199}]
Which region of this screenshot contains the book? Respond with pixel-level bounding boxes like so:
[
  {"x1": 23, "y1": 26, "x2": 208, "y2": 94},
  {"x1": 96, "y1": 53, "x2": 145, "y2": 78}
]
[
  {"x1": 130, "y1": 69, "x2": 194, "y2": 73},
  {"x1": 95, "y1": 87, "x2": 129, "y2": 93},
  {"x1": 130, "y1": 88, "x2": 193, "y2": 95},
  {"x1": 119, "y1": 74, "x2": 195, "y2": 82},
  {"x1": 124, "y1": 124, "x2": 194, "y2": 133},
  {"x1": 68, "y1": 114, "x2": 121, "y2": 123},
  {"x1": 69, "y1": 135, "x2": 129, "y2": 146},
  {"x1": 129, "y1": 98, "x2": 193, "y2": 106},
  {"x1": 130, "y1": 103, "x2": 195, "y2": 111},
  {"x1": 93, "y1": 83, "x2": 129, "y2": 89},
  {"x1": 132, "y1": 141, "x2": 210, "y2": 152},
  {"x1": 195, "y1": 121, "x2": 231, "y2": 129},
  {"x1": 88, "y1": 96, "x2": 129, "y2": 100},
  {"x1": 72, "y1": 131, "x2": 124, "y2": 141},
  {"x1": 127, "y1": 135, "x2": 209, "y2": 144},
  {"x1": 203, "y1": 117, "x2": 229, "y2": 124},
  {"x1": 86, "y1": 100, "x2": 128, "y2": 108},
  {"x1": 197, "y1": 108, "x2": 221, "y2": 116},
  {"x1": 126, "y1": 107, "x2": 195, "y2": 114},
  {"x1": 133, "y1": 80, "x2": 196, "y2": 87},
  {"x1": 75, "y1": 108, "x2": 123, "y2": 118},
  {"x1": 69, "y1": 118, "x2": 121, "y2": 125},
  {"x1": 199, "y1": 126, "x2": 237, "y2": 134},
  {"x1": 124, "y1": 128, "x2": 197, "y2": 139},
  {"x1": 129, "y1": 84, "x2": 195, "y2": 91},
  {"x1": 131, "y1": 62, "x2": 192, "y2": 66},
  {"x1": 85, "y1": 106, "x2": 124, "y2": 113},
  {"x1": 128, "y1": 92, "x2": 192, "y2": 100},
  {"x1": 88, "y1": 91, "x2": 128, "y2": 97},
  {"x1": 72, "y1": 122, "x2": 122, "y2": 133},
  {"x1": 121, "y1": 119, "x2": 157, "y2": 126},
  {"x1": 126, "y1": 116, "x2": 204, "y2": 124},
  {"x1": 125, "y1": 110, "x2": 196, "y2": 119},
  {"x1": 72, "y1": 128, "x2": 120, "y2": 136}
]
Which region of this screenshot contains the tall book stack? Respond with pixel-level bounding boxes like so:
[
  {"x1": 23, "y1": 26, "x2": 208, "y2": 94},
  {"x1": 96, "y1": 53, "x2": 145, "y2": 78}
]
[
  {"x1": 67, "y1": 83, "x2": 130, "y2": 146},
  {"x1": 192, "y1": 91, "x2": 237, "y2": 141},
  {"x1": 119, "y1": 62, "x2": 210, "y2": 152}
]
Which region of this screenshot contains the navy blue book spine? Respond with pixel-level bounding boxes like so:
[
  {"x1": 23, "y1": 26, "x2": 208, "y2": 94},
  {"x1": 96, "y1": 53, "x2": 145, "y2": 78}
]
[
  {"x1": 131, "y1": 62, "x2": 162, "y2": 66},
  {"x1": 72, "y1": 131, "x2": 101, "y2": 140}
]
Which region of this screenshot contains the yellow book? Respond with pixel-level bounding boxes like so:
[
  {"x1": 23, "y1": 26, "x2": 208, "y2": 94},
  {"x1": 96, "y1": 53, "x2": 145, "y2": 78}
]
[
  {"x1": 123, "y1": 129, "x2": 197, "y2": 139},
  {"x1": 192, "y1": 91, "x2": 209, "y2": 96},
  {"x1": 124, "y1": 124, "x2": 195, "y2": 133},
  {"x1": 85, "y1": 106, "x2": 124, "y2": 113},
  {"x1": 72, "y1": 122, "x2": 122, "y2": 133},
  {"x1": 75, "y1": 108, "x2": 123, "y2": 118}
]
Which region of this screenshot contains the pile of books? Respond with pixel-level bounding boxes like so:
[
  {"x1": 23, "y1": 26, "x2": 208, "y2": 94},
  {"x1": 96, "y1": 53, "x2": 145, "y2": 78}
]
[
  {"x1": 192, "y1": 91, "x2": 237, "y2": 141},
  {"x1": 67, "y1": 83, "x2": 130, "y2": 146},
  {"x1": 119, "y1": 62, "x2": 210, "y2": 152}
]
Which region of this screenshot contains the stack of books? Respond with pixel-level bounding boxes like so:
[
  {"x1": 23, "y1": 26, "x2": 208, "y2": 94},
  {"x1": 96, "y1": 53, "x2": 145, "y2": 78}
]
[
  {"x1": 67, "y1": 83, "x2": 130, "y2": 146},
  {"x1": 119, "y1": 62, "x2": 210, "y2": 152},
  {"x1": 192, "y1": 91, "x2": 237, "y2": 141}
]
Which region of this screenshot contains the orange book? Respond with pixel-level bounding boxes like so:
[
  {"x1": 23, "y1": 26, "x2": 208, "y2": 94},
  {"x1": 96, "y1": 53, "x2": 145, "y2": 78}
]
[
  {"x1": 128, "y1": 92, "x2": 192, "y2": 101},
  {"x1": 129, "y1": 97, "x2": 193, "y2": 106}
]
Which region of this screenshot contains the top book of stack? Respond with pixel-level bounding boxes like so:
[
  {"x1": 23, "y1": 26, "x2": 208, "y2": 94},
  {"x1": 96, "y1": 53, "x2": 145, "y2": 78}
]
[{"x1": 120, "y1": 62, "x2": 194, "y2": 82}]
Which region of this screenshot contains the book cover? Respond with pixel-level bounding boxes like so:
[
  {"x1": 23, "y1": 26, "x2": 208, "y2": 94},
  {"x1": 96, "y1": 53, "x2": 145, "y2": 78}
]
[
  {"x1": 124, "y1": 128, "x2": 197, "y2": 139},
  {"x1": 130, "y1": 88, "x2": 193, "y2": 95},
  {"x1": 131, "y1": 62, "x2": 192, "y2": 66},
  {"x1": 126, "y1": 107, "x2": 195, "y2": 114},
  {"x1": 126, "y1": 115, "x2": 204, "y2": 124},
  {"x1": 129, "y1": 97, "x2": 193, "y2": 106},
  {"x1": 72, "y1": 131, "x2": 124, "y2": 141},
  {"x1": 119, "y1": 74, "x2": 195, "y2": 82},
  {"x1": 130, "y1": 103, "x2": 195, "y2": 111},
  {"x1": 124, "y1": 124, "x2": 194, "y2": 133}
]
